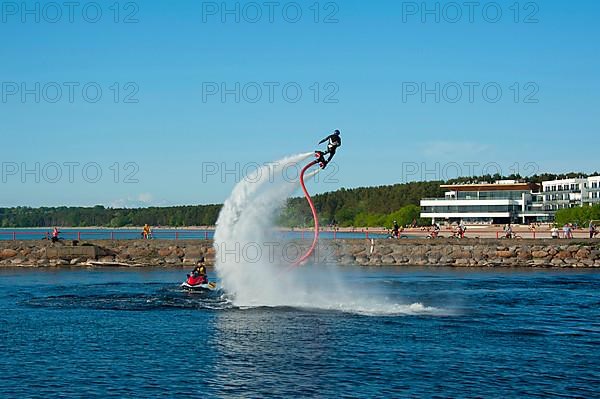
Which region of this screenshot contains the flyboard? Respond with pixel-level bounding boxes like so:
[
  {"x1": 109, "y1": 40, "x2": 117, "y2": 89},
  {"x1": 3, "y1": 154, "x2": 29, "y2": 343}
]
[{"x1": 292, "y1": 151, "x2": 328, "y2": 267}]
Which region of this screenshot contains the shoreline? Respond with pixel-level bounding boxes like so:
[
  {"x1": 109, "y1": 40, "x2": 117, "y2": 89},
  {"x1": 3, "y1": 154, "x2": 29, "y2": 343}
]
[{"x1": 1, "y1": 239, "x2": 598, "y2": 269}]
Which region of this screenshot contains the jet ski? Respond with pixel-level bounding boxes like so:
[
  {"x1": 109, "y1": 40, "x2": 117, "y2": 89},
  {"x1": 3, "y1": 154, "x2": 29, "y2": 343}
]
[{"x1": 181, "y1": 274, "x2": 217, "y2": 291}]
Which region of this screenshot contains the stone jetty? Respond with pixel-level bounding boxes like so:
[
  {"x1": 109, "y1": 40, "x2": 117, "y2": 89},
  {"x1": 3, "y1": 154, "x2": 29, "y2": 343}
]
[{"x1": 0, "y1": 239, "x2": 599, "y2": 268}]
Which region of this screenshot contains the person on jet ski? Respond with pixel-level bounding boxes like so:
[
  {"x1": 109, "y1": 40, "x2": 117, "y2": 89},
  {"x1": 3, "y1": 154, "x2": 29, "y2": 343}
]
[
  {"x1": 317, "y1": 129, "x2": 342, "y2": 168},
  {"x1": 188, "y1": 258, "x2": 208, "y2": 285}
]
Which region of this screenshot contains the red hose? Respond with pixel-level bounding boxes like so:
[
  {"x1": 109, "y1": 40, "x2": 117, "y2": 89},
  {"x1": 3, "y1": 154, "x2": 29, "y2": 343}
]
[{"x1": 293, "y1": 159, "x2": 320, "y2": 266}]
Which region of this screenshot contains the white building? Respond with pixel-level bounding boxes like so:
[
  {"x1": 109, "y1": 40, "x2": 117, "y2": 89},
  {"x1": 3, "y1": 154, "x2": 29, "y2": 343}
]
[
  {"x1": 420, "y1": 176, "x2": 600, "y2": 224},
  {"x1": 542, "y1": 176, "x2": 600, "y2": 210},
  {"x1": 420, "y1": 181, "x2": 548, "y2": 225}
]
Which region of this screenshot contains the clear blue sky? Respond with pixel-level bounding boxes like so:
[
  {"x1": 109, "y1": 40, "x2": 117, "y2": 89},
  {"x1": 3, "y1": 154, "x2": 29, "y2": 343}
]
[{"x1": 1, "y1": 0, "x2": 598, "y2": 207}]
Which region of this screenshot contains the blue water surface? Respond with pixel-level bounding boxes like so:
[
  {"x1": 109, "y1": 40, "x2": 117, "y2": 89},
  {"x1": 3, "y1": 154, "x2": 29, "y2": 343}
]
[
  {"x1": 0, "y1": 228, "x2": 387, "y2": 241},
  {"x1": 0, "y1": 267, "x2": 598, "y2": 398}
]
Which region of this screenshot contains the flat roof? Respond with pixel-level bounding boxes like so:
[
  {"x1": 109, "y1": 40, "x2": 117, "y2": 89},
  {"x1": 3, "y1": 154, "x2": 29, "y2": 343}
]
[{"x1": 441, "y1": 183, "x2": 540, "y2": 192}]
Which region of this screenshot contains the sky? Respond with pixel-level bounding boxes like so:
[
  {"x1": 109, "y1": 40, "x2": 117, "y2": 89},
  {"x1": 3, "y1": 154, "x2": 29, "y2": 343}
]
[{"x1": 0, "y1": 0, "x2": 598, "y2": 208}]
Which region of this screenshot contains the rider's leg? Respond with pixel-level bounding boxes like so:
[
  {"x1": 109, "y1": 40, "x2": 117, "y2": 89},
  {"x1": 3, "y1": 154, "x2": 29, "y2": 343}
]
[{"x1": 326, "y1": 148, "x2": 336, "y2": 163}]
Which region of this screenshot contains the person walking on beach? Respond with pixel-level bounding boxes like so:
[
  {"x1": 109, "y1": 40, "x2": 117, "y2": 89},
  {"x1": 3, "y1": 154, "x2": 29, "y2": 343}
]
[
  {"x1": 563, "y1": 224, "x2": 573, "y2": 239},
  {"x1": 317, "y1": 129, "x2": 342, "y2": 168}
]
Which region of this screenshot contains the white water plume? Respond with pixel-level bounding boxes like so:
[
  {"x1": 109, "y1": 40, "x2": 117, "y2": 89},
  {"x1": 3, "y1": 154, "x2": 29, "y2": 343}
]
[{"x1": 213, "y1": 153, "x2": 444, "y2": 316}]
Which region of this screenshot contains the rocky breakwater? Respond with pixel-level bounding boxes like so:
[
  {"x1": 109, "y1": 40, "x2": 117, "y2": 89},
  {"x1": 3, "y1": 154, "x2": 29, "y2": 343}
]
[
  {"x1": 0, "y1": 239, "x2": 599, "y2": 268},
  {"x1": 0, "y1": 240, "x2": 214, "y2": 267},
  {"x1": 327, "y1": 239, "x2": 600, "y2": 268}
]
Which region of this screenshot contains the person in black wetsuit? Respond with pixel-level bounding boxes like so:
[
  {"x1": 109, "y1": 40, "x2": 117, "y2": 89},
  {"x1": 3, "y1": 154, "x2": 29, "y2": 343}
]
[{"x1": 317, "y1": 130, "x2": 342, "y2": 168}]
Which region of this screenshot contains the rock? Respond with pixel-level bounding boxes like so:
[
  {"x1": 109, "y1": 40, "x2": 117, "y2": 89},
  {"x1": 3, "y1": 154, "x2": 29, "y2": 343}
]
[
  {"x1": 517, "y1": 251, "x2": 532, "y2": 260},
  {"x1": 438, "y1": 256, "x2": 453, "y2": 265},
  {"x1": 98, "y1": 256, "x2": 115, "y2": 263},
  {"x1": 551, "y1": 258, "x2": 565, "y2": 266},
  {"x1": 496, "y1": 250, "x2": 514, "y2": 258},
  {"x1": 581, "y1": 259, "x2": 595, "y2": 267},
  {"x1": 532, "y1": 251, "x2": 548, "y2": 258},
  {"x1": 70, "y1": 258, "x2": 81, "y2": 265},
  {"x1": 158, "y1": 248, "x2": 172, "y2": 257},
  {"x1": 567, "y1": 245, "x2": 582, "y2": 253},
  {"x1": 376, "y1": 247, "x2": 393, "y2": 256},
  {"x1": 184, "y1": 246, "x2": 204, "y2": 258},
  {"x1": 381, "y1": 255, "x2": 396, "y2": 265},
  {"x1": 10, "y1": 258, "x2": 25, "y2": 265},
  {"x1": 575, "y1": 249, "x2": 591, "y2": 259},
  {"x1": 355, "y1": 256, "x2": 368, "y2": 265},
  {"x1": 0, "y1": 249, "x2": 18, "y2": 259},
  {"x1": 452, "y1": 250, "x2": 472, "y2": 259},
  {"x1": 455, "y1": 259, "x2": 469, "y2": 266},
  {"x1": 126, "y1": 247, "x2": 153, "y2": 257},
  {"x1": 530, "y1": 259, "x2": 549, "y2": 266},
  {"x1": 165, "y1": 257, "x2": 181, "y2": 265},
  {"x1": 340, "y1": 255, "x2": 355, "y2": 264},
  {"x1": 393, "y1": 255, "x2": 409, "y2": 263},
  {"x1": 555, "y1": 251, "x2": 572, "y2": 260}
]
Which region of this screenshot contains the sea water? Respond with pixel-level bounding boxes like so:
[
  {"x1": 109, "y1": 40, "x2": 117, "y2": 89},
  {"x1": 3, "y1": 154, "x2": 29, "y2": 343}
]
[{"x1": 0, "y1": 267, "x2": 598, "y2": 398}]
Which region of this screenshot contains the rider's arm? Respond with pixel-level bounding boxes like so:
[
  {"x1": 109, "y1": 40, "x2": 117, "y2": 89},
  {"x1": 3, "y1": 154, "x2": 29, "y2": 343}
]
[{"x1": 318, "y1": 135, "x2": 331, "y2": 144}]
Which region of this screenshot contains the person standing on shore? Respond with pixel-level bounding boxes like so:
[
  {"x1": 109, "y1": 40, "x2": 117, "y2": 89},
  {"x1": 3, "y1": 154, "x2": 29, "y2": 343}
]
[
  {"x1": 142, "y1": 224, "x2": 152, "y2": 239},
  {"x1": 51, "y1": 227, "x2": 60, "y2": 243},
  {"x1": 590, "y1": 221, "x2": 597, "y2": 239},
  {"x1": 504, "y1": 223, "x2": 513, "y2": 239},
  {"x1": 392, "y1": 221, "x2": 400, "y2": 239}
]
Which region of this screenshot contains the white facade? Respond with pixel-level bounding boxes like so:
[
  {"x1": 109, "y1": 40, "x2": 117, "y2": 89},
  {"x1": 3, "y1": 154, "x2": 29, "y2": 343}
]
[
  {"x1": 420, "y1": 176, "x2": 600, "y2": 224},
  {"x1": 542, "y1": 176, "x2": 600, "y2": 210},
  {"x1": 420, "y1": 184, "x2": 542, "y2": 224},
  {"x1": 585, "y1": 176, "x2": 600, "y2": 205}
]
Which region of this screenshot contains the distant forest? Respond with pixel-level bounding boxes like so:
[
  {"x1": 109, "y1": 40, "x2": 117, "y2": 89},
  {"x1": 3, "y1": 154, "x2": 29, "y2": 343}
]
[{"x1": 1, "y1": 172, "x2": 597, "y2": 228}]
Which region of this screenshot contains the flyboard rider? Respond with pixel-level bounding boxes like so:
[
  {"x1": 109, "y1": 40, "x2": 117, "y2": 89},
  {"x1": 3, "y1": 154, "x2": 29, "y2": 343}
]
[{"x1": 316, "y1": 129, "x2": 342, "y2": 168}]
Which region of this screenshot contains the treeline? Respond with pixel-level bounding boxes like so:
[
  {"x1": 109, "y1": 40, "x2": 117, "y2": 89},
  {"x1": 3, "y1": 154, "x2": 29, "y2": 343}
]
[
  {"x1": 280, "y1": 181, "x2": 444, "y2": 227},
  {"x1": 2, "y1": 172, "x2": 598, "y2": 228},
  {"x1": 0, "y1": 205, "x2": 222, "y2": 228},
  {"x1": 0, "y1": 180, "x2": 443, "y2": 228},
  {"x1": 555, "y1": 205, "x2": 600, "y2": 227}
]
